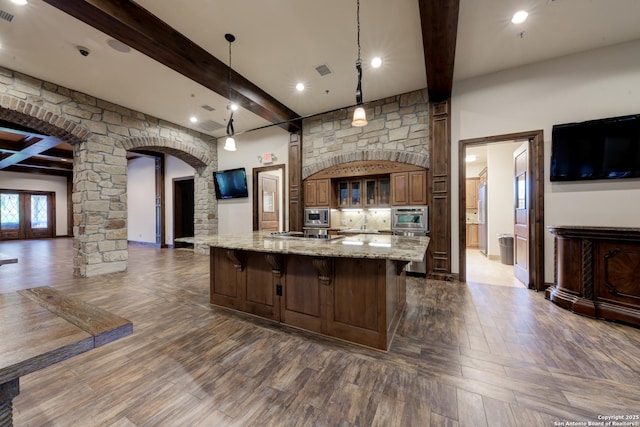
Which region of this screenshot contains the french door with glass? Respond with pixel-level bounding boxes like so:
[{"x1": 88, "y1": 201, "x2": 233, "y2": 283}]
[{"x1": 0, "y1": 191, "x2": 55, "y2": 240}]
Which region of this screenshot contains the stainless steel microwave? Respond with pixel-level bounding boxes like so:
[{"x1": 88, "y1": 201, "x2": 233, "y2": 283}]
[
  {"x1": 304, "y1": 208, "x2": 330, "y2": 228},
  {"x1": 391, "y1": 206, "x2": 428, "y2": 232}
]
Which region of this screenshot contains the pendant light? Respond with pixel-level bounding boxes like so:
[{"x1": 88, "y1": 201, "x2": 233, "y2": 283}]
[
  {"x1": 224, "y1": 33, "x2": 237, "y2": 151},
  {"x1": 351, "y1": 0, "x2": 368, "y2": 127}
]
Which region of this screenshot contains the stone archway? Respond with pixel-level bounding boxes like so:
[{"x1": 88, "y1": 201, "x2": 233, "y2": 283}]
[
  {"x1": 0, "y1": 96, "x2": 90, "y2": 144},
  {"x1": 122, "y1": 136, "x2": 217, "y2": 256},
  {"x1": 0, "y1": 70, "x2": 218, "y2": 277}
]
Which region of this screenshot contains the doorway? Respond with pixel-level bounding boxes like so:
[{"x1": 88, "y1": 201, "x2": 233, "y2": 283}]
[
  {"x1": 253, "y1": 164, "x2": 286, "y2": 232},
  {"x1": 173, "y1": 177, "x2": 194, "y2": 247},
  {"x1": 0, "y1": 191, "x2": 55, "y2": 240},
  {"x1": 464, "y1": 143, "x2": 524, "y2": 288},
  {"x1": 458, "y1": 130, "x2": 544, "y2": 291}
]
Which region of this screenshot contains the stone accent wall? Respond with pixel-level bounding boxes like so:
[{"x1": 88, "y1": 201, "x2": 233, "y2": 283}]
[
  {"x1": 0, "y1": 67, "x2": 218, "y2": 276},
  {"x1": 193, "y1": 164, "x2": 218, "y2": 255},
  {"x1": 302, "y1": 89, "x2": 429, "y2": 178}
]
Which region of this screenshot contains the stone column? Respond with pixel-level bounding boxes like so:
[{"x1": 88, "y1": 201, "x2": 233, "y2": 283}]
[
  {"x1": 73, "y1": 137, "x2": 128, "y2": 277},
  {"x1": 193, "y1": 163, "x2": 218, "y2": 255}
]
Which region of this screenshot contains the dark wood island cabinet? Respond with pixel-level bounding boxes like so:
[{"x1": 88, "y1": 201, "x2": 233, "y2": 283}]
[
  {"x1": 191, "y1": 231, "x2": 429, "y2": 351},
  {"x1": 547, "y1": 226, "x2": 640, "y2": 326}
]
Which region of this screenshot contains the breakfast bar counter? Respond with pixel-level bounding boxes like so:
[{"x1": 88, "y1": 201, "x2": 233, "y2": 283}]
[
  {"x1": 187, "y1": 231, "x2": 429, "y2": 350},
  {"x1": 185, "y1": 231, "x2": 428, "y2": 262}
]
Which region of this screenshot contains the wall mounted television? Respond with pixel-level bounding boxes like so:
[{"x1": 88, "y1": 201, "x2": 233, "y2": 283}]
[
  {"x1": 550, "y1": 114, "x2": 640, "y2": 182},
  {"x1": 213, "y1": 167, "x2": 249, "y2": 199}
]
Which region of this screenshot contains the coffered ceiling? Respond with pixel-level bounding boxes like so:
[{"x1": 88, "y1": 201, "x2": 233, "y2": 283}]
[{"x1": 0, "y1": 0, "x2": 639, "y2": 177}]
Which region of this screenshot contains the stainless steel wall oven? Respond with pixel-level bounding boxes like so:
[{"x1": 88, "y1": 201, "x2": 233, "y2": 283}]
[{"x1": 391, "y1": 206, "x2": 428, "y2": 274}]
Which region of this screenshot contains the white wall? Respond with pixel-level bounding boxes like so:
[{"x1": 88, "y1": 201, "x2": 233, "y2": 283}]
[
  {"x1": 0, "y1": 171, "x2": 68, "y2": 236},
  {"x1": 466, "y1": 161, "x2": 486, "y2": 178},
  {"x1": 127, "y1": 156, "x2": 156, "y2": 243},
  {"x1": 164, "y1": 156, "x2": 195, "y2": 244},
  {"x1": 217, "y1": 126, "x2": 290, "y2": 235},
  {"x1": 452, "y1": 39, "x2": 640, "y2": 282}
]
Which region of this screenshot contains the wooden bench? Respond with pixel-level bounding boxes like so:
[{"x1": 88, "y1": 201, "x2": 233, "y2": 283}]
[
  {"x1": 0, "y1": 286, "x2": 132, "y2": 426},
  {"x1": 0, "y1": 254, "x2": 17, "y2": 268}
]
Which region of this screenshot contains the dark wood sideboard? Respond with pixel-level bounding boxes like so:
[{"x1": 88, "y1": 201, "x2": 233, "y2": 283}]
[{"x1": 547, "y1": 226, "x2": 640, "y2": 326}]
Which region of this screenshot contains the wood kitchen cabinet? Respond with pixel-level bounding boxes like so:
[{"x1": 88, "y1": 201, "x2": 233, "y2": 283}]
[
  {"x1": 364, "y1": 177, "x2": 391, "y2": 207},
  {"x1": 304, "y1": 179, "x2": 332, "y2": 207},
  {"x1": 209, "y1": 246, "x2": 411, "y2": 350},
  {"x1": 465, "y1": 178, "x2": 479, "y2": 209},
  {"x1": 338, "y1": 179, "x2": 362, "y2": 208},
  {"x1": 390, "y1": 170, "x2": 427, "y2": 206},
  {"x1": 466, "y1": 223, "x2": 478, "y2": 247}
]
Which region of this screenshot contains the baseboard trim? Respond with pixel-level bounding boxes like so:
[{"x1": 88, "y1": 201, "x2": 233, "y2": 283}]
[{"x1": 127, "y1": 240, "x2": 161, "y2": 248}]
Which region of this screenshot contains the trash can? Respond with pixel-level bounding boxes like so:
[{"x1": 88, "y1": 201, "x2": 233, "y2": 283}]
[{"x1": 498, "y1": 234, "x2": 514, "y2": 265}]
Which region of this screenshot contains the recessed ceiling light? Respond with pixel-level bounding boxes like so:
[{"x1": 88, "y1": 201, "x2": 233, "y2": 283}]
[
  {"x1": 296, "y1": 82, "x2": 305, "y2": 92},
  {"x1": 465, "y1": 155, "x2": 477, "y2": 163},
  {"x1": 189, "y1": 116, "x2": 198, "y2": 123},
  {"x1": 229, "y1": 103, "x2": 239, "y2": 111},
  {"x1": 512, "y1": 10, "x2": 528, "y2": 24},
  {"x1": 11, "y1": 0, "x2": 28, "y2": 5},
  {"x1": 371, "y1": 57, "x2": 382, "y2": 68}
]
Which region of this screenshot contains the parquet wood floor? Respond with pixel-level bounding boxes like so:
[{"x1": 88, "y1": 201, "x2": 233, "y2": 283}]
[{"x1": 2, "y1": 238, "x2": 640, "y2": 426}]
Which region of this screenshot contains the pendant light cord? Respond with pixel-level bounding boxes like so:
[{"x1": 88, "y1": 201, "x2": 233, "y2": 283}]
[
  {"x1": 228, "y1": 39, "x2": 233, "y2": 101},
  {"x1": 356, "y1": 0, "x2": 361, "y2": 64},
  {"x1": 226, "y1": 35, "x2": 235, "y2": 137},
  {"x1": 355, "y1": 0, "x2": 363, "y2": 105}
]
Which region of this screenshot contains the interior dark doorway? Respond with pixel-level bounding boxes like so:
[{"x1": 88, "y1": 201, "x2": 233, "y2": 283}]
[{"x1": 173, "y1": 177, "x2": 194, "y2": 248}]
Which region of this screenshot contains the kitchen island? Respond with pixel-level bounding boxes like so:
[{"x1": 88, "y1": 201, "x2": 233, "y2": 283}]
[{"x1": 186, "y1": 231, "x2": 429, "y2": 350}]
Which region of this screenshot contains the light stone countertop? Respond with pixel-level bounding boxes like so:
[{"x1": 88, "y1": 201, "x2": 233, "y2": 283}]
[{"x1": 179, "y1": 231, "x2": 429, "y2": 262}]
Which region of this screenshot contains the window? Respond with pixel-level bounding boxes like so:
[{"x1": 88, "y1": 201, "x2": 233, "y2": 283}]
[{"x1": 0, "y1": 194, "x2": 19, "y2": 230}]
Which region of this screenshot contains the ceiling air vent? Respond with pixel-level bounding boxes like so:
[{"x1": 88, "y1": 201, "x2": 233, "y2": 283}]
[
  {"x1": 0, "y1": 10, "x2": 15, "y2": 23},
  {"x1": 201, "y1": 104, "x2": 215, "y2": 112},
  {"x1": 315, "y1": 64, "x2": 332, "y2": 76},
  {"x1": 198, "y1": 120, "x2": 224, "y2": 132}
]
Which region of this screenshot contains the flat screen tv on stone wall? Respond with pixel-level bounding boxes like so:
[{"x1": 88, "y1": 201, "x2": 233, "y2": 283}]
[
  {"x1": 213, "y1": 167, "x2": 249, "y2": 199},
  {"x1": 550, "y1": 114, "x2": 640, "y2": 182}
]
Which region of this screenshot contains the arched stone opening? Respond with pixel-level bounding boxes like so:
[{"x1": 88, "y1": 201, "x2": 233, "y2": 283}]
[
  {"x1": 122, "y1": 136, "x2": 217, "y2": 255},
  {"x1": 0, "y1": 96, "x2": 90, "y2": 143},
  {"x1": 1, "y1": 87, "x2": 217, "y2": 277}
]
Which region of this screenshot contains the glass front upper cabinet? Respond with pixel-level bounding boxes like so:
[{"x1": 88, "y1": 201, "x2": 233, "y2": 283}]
[{"x1": 350, "y1": 180, "x2": 361, "y2": 207}]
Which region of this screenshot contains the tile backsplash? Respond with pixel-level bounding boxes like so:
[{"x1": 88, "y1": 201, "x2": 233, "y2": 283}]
[{"x1": 331, "y1": 209, "x2": 391, "y2": 230}]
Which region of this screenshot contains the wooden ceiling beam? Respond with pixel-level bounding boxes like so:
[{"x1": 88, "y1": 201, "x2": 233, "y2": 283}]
[
  {"x1": 16, "y1": 157, "x2": 73, "y2": 171},
  {"x1": 39, "y1": 148, "x2": 74, "y2": 160},
  {"x1": 4, "y1": 165, "x2": 72, "y2": 177},
  {"x1": 41, "y1": 0, "x2": 301, "y2": 133},
  {"x1": 418, "y1": 0, "x2": 460, "y2": 102},
  {"x1": 0, "y1": 141, "x2": 21, "y2": 152},
  {"x1": 0, "y1": 136, "x2": 62, "y2": 170}
]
